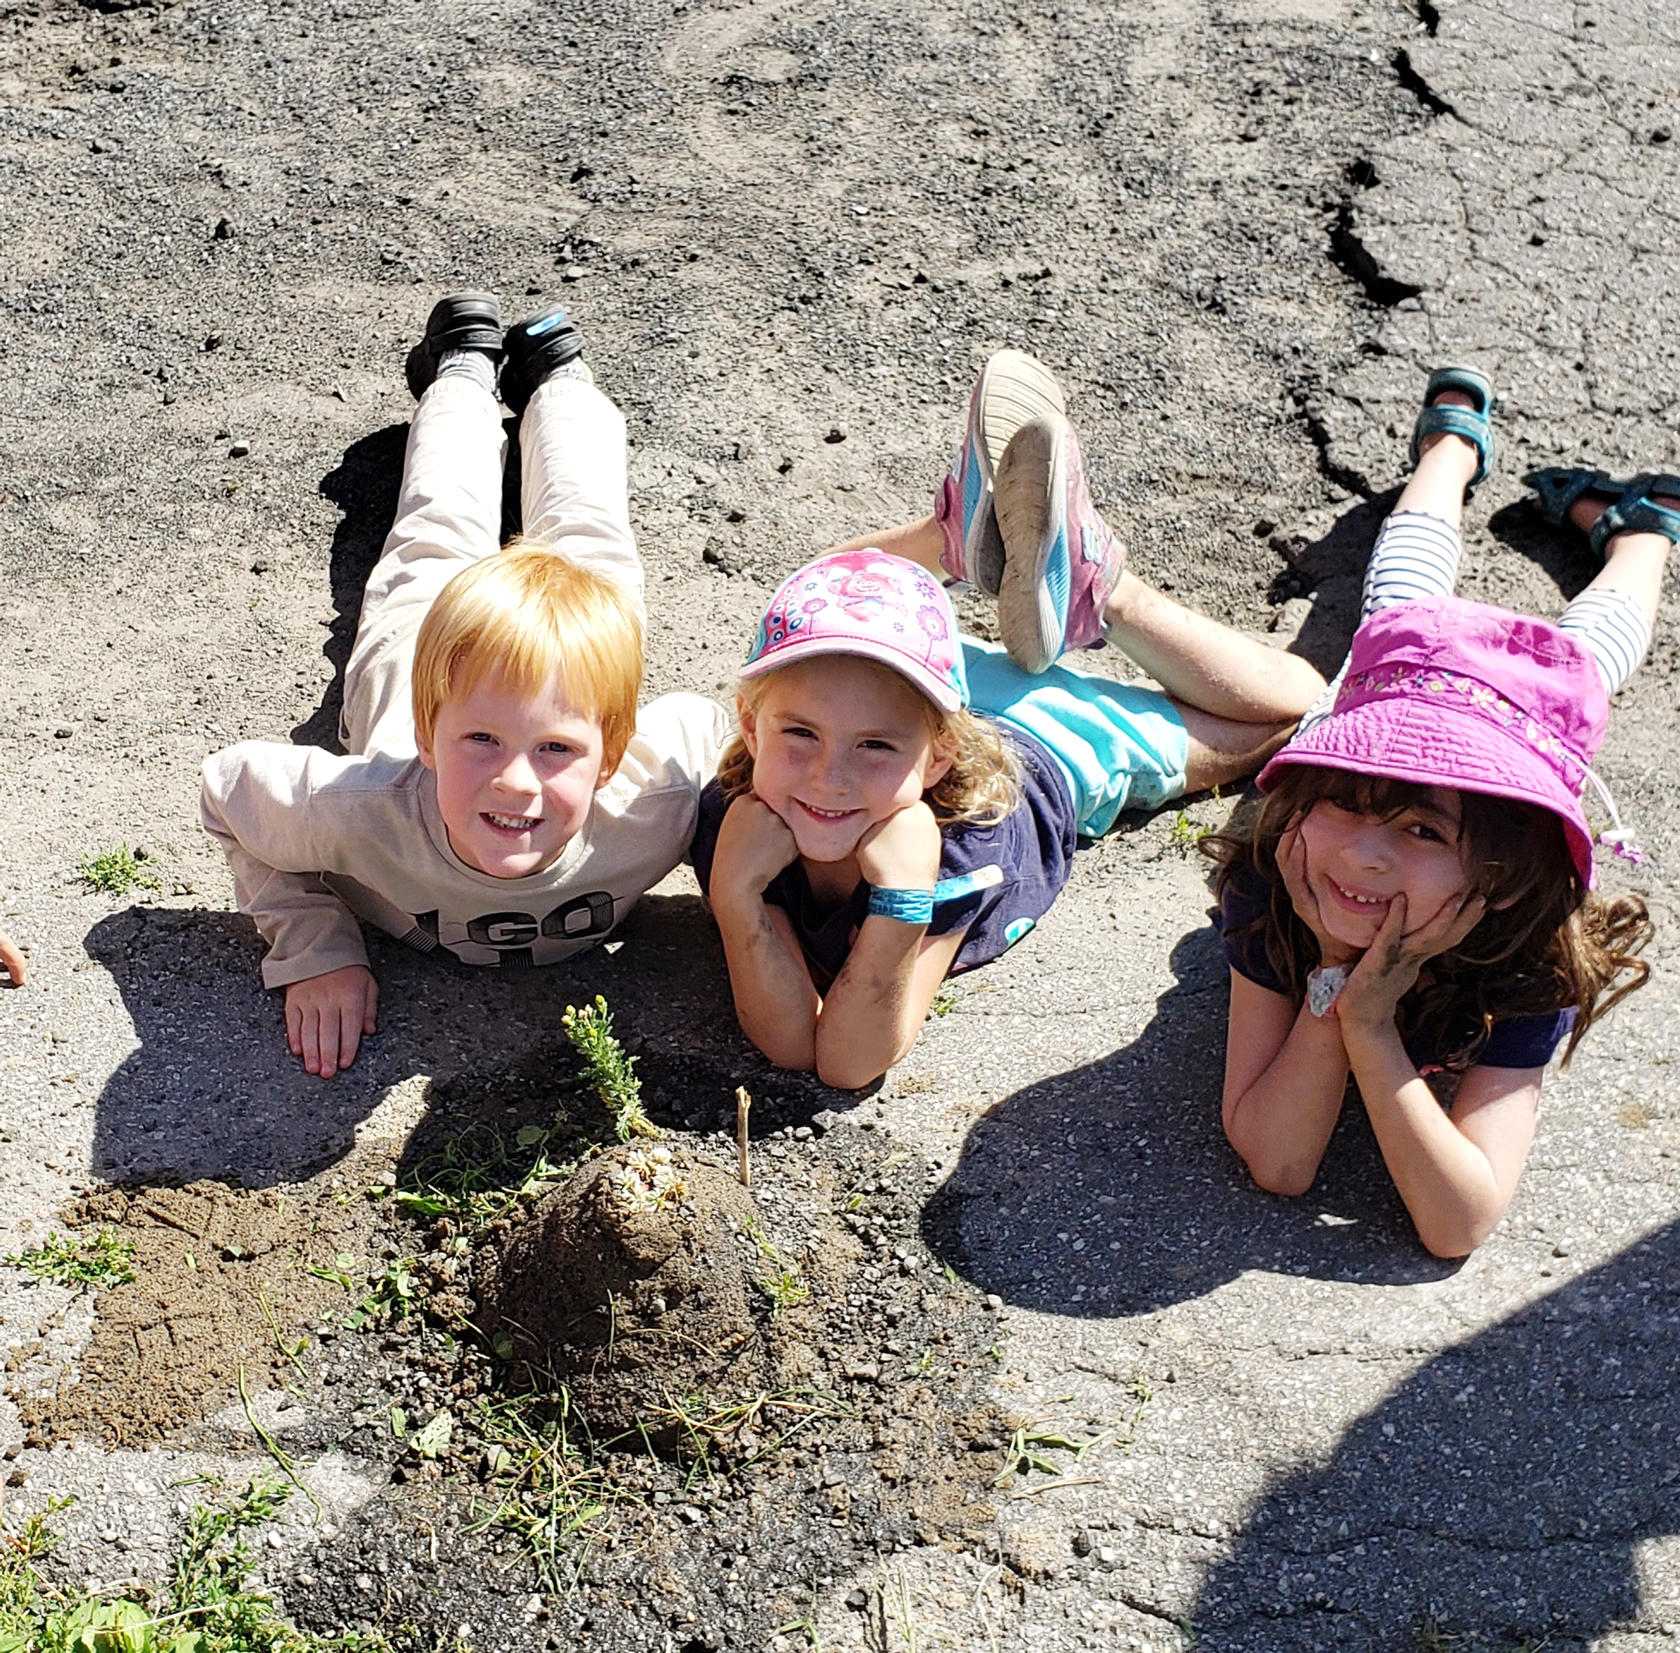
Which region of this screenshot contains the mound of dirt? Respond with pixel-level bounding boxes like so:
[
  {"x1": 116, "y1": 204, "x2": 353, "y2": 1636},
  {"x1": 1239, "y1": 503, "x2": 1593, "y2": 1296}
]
[{"x1": 475, "y1": 1143, "x2": 839, "y2": 1440}]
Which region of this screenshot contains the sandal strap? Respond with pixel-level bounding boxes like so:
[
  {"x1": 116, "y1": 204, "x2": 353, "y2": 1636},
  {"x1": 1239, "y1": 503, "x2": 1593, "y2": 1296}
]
[
  {"x1": 1589, "y1": 474, "x2": 1680, "y2": 558},
  {"x1": 1523, "y1": 465, "x2": 1621, "y2": 526},
  {"x1": 1410, "y1": 405, "x2": 1495, "y2": 492}
]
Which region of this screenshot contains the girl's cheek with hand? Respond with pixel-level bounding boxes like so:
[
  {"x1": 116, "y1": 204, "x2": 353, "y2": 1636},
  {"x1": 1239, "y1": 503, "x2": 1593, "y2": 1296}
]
[{"x1": 1294, "y1": 794, "x2": 1475, "y2": 956}]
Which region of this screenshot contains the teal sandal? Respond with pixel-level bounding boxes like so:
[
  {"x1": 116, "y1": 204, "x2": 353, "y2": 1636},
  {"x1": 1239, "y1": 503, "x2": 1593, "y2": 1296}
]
[
  {"x1": 1523, "y1": 466, "x2": 1680, "y2": 558},
  {"x1": 1408, "y1": 365, "x2": 1495, "y2": 494}
]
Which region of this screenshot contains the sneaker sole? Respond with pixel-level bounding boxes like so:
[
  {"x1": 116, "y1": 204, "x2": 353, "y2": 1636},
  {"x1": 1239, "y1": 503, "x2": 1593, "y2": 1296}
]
[
  {"x1": 995, "y1": 415, "x2": 1070, "y2": 674},
  {"x1": 963, "y1": 349, "x2": 1066, "y2": 596}
]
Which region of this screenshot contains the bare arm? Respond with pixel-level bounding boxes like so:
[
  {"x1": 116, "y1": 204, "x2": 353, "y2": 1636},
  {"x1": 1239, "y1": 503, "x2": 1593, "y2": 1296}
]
[
  {"x1": 1341, "y1": 1022, "x2": 1541, "y2": 1258},
  {"x1": 1221, "y1": 970, "x2": 1352, "y2": 1195},
  {"x1": 0, "y1": 926, "x2": 26, "y2": 986},
  {"x1": 707, "y1": 795, "x2": 823, "y2": 1070},
  {"x1": 813, "y1": 921, "x2": 966, "y2": 1090}
]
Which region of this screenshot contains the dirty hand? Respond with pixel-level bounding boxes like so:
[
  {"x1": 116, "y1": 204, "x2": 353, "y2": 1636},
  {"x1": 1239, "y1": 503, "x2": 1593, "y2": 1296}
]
[
  {"x1": 1276, "y1": 824, "x2": 1359, "y2": 969},
  {"x1": 0, "y1": 926, "x2": 25, "y2": 987},
  {"x1": 1333, "y1": 887, "x2": 1487, "y2": 1032},
  {"x1": 285, "y1": 964, "x2": 379, "y2": 1078},
  {"x1": 855, "y1": 801, "x2": 942, "y2": 894},
  {"x1": 714, "y1": 792, "x2": 800, "y2": 895}
]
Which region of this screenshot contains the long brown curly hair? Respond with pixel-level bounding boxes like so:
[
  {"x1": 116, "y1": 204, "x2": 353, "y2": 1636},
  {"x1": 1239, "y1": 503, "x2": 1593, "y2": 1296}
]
[
  {"x1": 1204, "y1": 765, "x2": 1652, "y2": 1068},
  {"x1": 716, "y1": 673, "x2": 1022, "y2": 829}
]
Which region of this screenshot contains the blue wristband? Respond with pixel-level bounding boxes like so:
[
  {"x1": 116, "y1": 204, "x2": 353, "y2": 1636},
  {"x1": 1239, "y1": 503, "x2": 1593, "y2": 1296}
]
[{"x1": 866, "y1": 886, "x2": 935, "y2": 925}]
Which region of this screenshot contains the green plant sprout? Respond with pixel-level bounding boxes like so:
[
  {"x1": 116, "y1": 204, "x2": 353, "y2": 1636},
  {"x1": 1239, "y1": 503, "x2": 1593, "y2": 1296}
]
[
  {"x1": 562, "y1": 995, "x2": 662, "y2": 1141},
  {"x1": 0, "y1": 1477, "x2": 386, "y2": 1652},
  {"x1": 4, "y1": 1225, "x2": 135, "y2": 1291},
  {"x1": 993, "y1": 1422, "x2": 1116, "y2": 1488},
  {"x1": 76, "y1": 843, "x2": 163, "y2": 896},
  {"x1": 744, "y1": 1217, "x2": 810, "y2": 1316}
]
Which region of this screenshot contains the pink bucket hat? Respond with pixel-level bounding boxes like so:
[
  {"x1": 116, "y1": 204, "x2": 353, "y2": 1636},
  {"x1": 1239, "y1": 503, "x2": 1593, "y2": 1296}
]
[
  {"x1": 739, "y1": 549, "x2": 968, "y2": 713},
  {"x1": 1258, "y1": 595, "x2": 1628, "y2": 887}
]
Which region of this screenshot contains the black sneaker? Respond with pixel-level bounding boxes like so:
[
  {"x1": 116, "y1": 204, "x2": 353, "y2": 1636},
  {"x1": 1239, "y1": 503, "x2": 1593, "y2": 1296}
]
[
  {"x1": 500, "y1": 306, "x2": 588, "y2": 414},
  {"x1": 404, "y1": 291, "x2": 504, "y2": 400}
]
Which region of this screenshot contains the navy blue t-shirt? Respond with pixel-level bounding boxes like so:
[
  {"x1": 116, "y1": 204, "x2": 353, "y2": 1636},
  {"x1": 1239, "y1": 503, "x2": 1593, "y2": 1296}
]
[
  {"x1": 1214, "y1": 863, "x2": 1573, "y2": 1071},
  {"x1": 690, "y1": 723, "x2": 1077, "y2": 985}
]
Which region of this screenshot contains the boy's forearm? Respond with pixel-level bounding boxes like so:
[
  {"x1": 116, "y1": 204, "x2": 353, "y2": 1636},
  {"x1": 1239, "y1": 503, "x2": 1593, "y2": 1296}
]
[
  {"x1": 711, "y1": 884, "x2": 819, "y2": 1070},
  {"x1": 811, "y1": 915, "x2": 927, "y2": 1090},
  {"x1": 1340, "y1": 1019, "x2": 1507, "y2": 1257},
  {"x1": 1224, "y1": 1008, "x2": 1351, "y2": 1195}
]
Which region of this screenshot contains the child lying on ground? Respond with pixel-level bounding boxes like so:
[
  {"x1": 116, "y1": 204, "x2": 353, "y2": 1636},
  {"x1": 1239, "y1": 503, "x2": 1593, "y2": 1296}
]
[
  {"x1": 690, "y1": 350, "x2": 1328, "y2": 1088},
  {"x1": 202, "y1": 292, "x2": 725, "y2": 1075},
  {"x1": 1212, "y1": 365, "x2": 1659, "y2": 1256}
]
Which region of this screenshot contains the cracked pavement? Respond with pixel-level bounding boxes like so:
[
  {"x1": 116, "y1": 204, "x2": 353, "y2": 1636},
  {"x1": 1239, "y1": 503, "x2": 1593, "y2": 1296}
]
[{"x1": 2, "y1": 0, "x2": 1678, "y2": 1646}]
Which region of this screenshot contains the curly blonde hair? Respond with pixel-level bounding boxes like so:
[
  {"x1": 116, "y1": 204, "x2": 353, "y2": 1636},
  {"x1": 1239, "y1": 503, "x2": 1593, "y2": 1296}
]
[{"x1": 716, "y1": 668, "x2": 1021, "y2": 828}]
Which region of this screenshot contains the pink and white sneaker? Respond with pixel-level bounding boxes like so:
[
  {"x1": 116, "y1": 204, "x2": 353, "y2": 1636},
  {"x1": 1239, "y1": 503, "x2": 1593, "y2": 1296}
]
[
  {"x1": 993, "y1": 412, "x2": 1128, "y2": 673},
  {"x1": 934, "y1": 349, "x2": 1067, "y2": 596}
]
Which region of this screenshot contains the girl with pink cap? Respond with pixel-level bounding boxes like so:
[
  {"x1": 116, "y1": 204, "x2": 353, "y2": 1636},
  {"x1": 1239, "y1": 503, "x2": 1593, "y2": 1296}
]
[
  {"x1": 1211, "y1": 366, "x2": 1668, "y2": 1257},
  {"x1": 691, "y1": 352, "x2": 1332, "y2": 1089}
]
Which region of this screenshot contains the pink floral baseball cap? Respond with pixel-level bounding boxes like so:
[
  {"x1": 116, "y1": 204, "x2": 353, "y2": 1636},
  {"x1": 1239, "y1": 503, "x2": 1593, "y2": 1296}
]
[
  {"x1": 1259, "y1": 595, "x2": 1624, "y2": 887},
  {"x1": 740, "y1": 549, "x2": 968, "y2": 712}
]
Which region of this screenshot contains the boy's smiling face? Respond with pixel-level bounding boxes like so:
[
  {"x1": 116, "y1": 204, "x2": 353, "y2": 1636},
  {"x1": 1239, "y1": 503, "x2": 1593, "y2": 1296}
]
[
  {"x1": 739, "y1": 656, "x2": 952, "y2": 865},
  {"x1": 418, "y1": 671, "x2": 608, "y2": 878}
]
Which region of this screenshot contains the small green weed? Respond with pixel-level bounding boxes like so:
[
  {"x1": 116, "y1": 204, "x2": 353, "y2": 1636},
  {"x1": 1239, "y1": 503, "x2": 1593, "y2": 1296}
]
[
  {"x1": 562, "y1": 995, "x2": 662, "y2": 1142},
  {"x1": 5, "y1": 1225, "x2": 136, "y2": 1291},
  {"x1": 0, "y1": 1476, "x2": 386, "y2": 1653},
  {"x1": 391, "y1": 1121, "x2": 577, "y2": 1230},
  {"x1": 650, "y1": 1388, "x2": 852, "y2": 1479},
  {"x1": 928, "y1": 984, "x2": 959, "y2": 1018},
  {"x1": 1166, "y1": 806, "x2": 1210, "y2": 858},
  {"x1": 76, "y1": 843, "x2": 163, "y2": 896},
  {"x1": 744, "y1": 1217, "x2": 810, "y2": 1317}
]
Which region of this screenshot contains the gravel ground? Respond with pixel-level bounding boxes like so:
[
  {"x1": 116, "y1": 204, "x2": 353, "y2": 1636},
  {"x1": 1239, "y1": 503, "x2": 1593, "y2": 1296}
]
[{"x1": 3, "y1": 0, "x2": 1679, "y2": 1647}]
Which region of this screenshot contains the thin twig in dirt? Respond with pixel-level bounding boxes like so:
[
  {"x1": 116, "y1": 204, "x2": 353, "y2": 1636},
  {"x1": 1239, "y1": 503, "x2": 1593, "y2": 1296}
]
[
  {"x1": 735, "y1": 1086, "x2": 753, "y2": 1187},
  {"x1": 1007, "y1": 1475, "x2": 1102, "y2": 1500}
]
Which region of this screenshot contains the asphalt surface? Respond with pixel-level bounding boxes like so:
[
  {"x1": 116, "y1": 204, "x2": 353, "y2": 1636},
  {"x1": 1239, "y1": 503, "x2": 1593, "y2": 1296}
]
[{"x1": 2, "y1": 0, "x2": 1678, "y2": 1646}]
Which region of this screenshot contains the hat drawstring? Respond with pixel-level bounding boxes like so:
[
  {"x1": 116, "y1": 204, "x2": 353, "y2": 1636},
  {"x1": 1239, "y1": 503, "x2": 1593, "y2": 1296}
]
[{"x1": 1583, "y1": 767, "x2": 1643, "y2": 867}]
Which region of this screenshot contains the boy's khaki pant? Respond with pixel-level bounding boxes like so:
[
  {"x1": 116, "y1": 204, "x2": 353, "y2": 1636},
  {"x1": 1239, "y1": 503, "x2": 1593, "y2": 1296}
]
[{"x1": 341, "y1": 373, "x2": 642, "y2": 760}]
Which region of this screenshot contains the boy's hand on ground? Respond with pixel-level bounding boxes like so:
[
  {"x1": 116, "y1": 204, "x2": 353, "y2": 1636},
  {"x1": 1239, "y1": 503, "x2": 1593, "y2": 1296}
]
[
  {"x1": 285, "y1": 965, "x2": 379, "y2": 1078},
  {"x1": 0, "y1": 926, "x2": 26, "y2": 986},
  {"x1": 855, "y1": 801, "x2": 941, "y2": 894},
  {"x1": 1276, "y1": 824, "x2": 1359, "y2": 969},
  {"x1": 715, "y1": 794, "x2": 800, "y2": 895}
]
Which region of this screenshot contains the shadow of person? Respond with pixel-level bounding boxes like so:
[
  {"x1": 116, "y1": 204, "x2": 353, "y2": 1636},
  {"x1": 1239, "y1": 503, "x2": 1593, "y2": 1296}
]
[
  {"x1": 1486, "y1": 494, "x2": 1600, "y2": 601},
  {"x1": 1194, "y1": 1215, "x2": 1680, "y2": 1648},
  {"x1": 1264, "y1": 490, "x2": 1402, "y2": 679},
  {"x1": 920, "y1": 924, "x2": 1454, "y2": 1319},
  {"x1": 84, "y1": 891, "x2": 744, "y2": 1191}
]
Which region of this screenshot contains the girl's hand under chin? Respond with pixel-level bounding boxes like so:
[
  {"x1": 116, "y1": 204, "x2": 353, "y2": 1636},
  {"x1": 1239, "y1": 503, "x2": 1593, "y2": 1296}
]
[
  {"x1": 1276, "y1": 823, "x2": 1360, "y2": 969},
  {"x1": 1335, "y1": 884, "x2": 1488, "y2": 1031},
  {"x1": 716, "y1": 792, "x2": 801, "y2": 894},
  {"x1": 855, "y1": 800, "x2": 942, "y2": 893}
]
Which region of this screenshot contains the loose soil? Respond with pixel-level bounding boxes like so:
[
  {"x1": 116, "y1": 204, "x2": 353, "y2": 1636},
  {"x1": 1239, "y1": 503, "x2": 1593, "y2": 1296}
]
[{"x1": 14, "y1": 1083, "x2": 1039, "y2": 1651}]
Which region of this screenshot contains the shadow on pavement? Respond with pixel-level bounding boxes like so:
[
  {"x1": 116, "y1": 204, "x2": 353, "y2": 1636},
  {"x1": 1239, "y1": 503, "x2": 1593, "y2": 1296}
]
[
  {"x1": 84, "y1": 892, "x2": 762, "y2": 1190},
  {"x1": 922, "y1": 924, "x2": 1455, "y2": 1317},
  {"x1": 1194, "y1": 1216, "x2": 1680, "y2": 1648}
]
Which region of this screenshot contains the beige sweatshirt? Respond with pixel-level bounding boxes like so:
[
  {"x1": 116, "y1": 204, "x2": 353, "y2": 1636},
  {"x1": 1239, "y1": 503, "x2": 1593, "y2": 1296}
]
[{"x1": 201, "y1": 692, "x2": 728, "y2": 988}]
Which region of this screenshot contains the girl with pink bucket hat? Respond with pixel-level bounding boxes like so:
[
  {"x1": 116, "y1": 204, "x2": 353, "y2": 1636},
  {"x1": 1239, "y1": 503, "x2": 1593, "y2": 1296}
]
[{"x1": 1210, "y1": 365, "x2": 1668, "y2": 1257}]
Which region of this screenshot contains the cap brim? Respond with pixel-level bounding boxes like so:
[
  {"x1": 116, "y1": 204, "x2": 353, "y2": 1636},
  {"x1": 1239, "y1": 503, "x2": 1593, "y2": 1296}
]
[
  {"x1": 1261, "y1": 696, "x2": 1597, "y2": 887},
  {"x1": 738, "y1": 634, "x2": 964, "y2": 713}
]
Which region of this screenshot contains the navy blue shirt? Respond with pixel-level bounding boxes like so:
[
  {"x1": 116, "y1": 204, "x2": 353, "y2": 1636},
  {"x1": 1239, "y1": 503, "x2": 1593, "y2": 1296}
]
[
  {"x1": 691, "y1": 724, "x2": 1077, "y2": 985},
  {"x1": 1214, "y1": 863, "x2": 1573, "y2": 1071}
]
